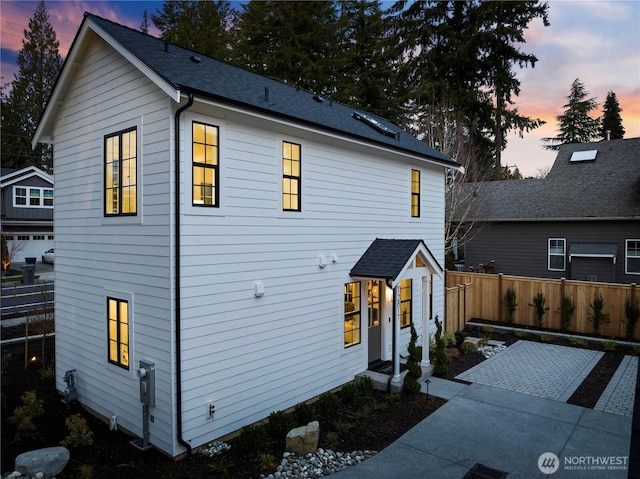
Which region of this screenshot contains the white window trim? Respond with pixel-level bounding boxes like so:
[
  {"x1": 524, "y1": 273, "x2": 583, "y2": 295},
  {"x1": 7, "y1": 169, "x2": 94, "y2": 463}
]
[
  {"x1": 13, "y1": 185, "x2": 54, "y2": 208},
  {"x1": 548, "y1": 238, "x2": 566, "y2": 271},
  {"x1": 626, "y1": 239, "x2": 640, "y2": 275}
]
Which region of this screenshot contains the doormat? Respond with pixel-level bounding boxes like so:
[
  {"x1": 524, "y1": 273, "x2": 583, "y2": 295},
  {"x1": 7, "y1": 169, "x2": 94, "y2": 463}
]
[
  {"x1": 462, "y1": 463, "x2": 508, "y2": 479},
  {"x1": 367, "y1": 360, "x2": 407, "y2": 375}
]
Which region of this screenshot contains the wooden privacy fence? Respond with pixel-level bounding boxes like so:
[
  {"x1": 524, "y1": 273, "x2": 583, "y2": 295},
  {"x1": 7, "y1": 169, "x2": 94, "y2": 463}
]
[{"x1": 445, "y1": 271, "x2": 639, "y2": 340}]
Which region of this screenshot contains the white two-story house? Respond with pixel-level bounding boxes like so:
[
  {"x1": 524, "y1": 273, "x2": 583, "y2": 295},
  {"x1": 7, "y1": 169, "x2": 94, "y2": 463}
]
[{"x1": 33, "y1": 14, "x2": 459, "y2": 457}]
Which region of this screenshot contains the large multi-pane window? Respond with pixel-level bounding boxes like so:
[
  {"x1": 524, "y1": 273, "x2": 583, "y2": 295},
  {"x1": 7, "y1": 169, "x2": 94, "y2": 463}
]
[
  {"x1": 283, "y1": 141, "x2": 301, "y2": 211},
  {"x1": 14, "y1": 186, "x2": 53, "y2": 208},
  {"x1": 627, "y1": 240, "x2": 640, "y2": 275},
  {"x1": 548, "y1": 238, "x2": 566, "y2": 271},
  {"x1": 368, "y1": 280, "x2": 380, "y2": 328},
  {"x1": 107, "y1": 297, "x2": 129, "y2": 369},
  {"x1": 411, "y1": 169, "x2": 420, "y2": 217},
  {"x1": 192, "y1": 121, "x2": 219, "y2": 206},
  {"x1": 105, "y1": 128, "x2": 137, "y2": 216},
  {"x1": 400, "y1": 279, "x2": 412, "y2": 328},
  {"x1": 344, "y1": 282, "x2": 361, "y2": 347}
]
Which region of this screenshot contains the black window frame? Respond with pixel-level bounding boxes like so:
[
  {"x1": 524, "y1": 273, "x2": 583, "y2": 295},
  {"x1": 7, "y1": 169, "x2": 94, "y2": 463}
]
[
  {"x1": 400, "y1": 279, "x2": 412, "y2": 328},
  {"x1": 344, "y1": 282, "x2": 361, "y2": 348},
  {"x1": 192, "y1": 121, "x2": 220, "y2": 207},
  {"x1": 107, "y1": 297, "x2": 130, "y2": 370},
  {"x1": 411, "y1": 169, "x2": 420, "y2": 217},
  {"x1": 104, "y1": 127, "x2": 137, "y2": 217},
  {"x1": 282, "y1": 141, "x2": 302, "y2": 212}
]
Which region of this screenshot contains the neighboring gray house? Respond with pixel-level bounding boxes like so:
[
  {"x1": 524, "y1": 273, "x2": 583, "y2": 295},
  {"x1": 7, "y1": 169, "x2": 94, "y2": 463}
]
[
  {"x1": 451, "y1": 137, "x2": 640, "y2": 283},
  {"x1": 0, "y1": 166, "x2": 54, "y2": 263}
]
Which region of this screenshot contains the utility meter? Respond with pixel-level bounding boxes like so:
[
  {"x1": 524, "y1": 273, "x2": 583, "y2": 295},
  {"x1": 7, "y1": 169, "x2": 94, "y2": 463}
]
[{"x1": 137, "y1": 360, "x2": 155, "y2": 407}]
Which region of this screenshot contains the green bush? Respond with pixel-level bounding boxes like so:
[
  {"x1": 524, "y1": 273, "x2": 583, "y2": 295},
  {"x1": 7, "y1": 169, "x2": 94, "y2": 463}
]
[
  {"x1": 61, "y1": 413, "x2": 94, "y2": 448},
  {"x1": 315, "y1": 392, "x2": 341, "y2": 427},
  {"x1": 602, "y1": 339, "x2": 617, "y2": 351},
  {"x1": 432, "y1": 316, "x2": 449, "y2": 377},
  {"x1": 355, "y1": 375, "x2": 374, "y2": 398},
  {"x1": 265, "y1": 411, "x2": 292, "y2": 444},
  {"x1": 208, "y1": 456, "x2": 234, "y2": 476},
  {"x1": 9, "y1": 390, "x2": 44, "y2": 442},
  {"x1": 557, "y1": 296, "x2": 575, "y2": 332},
  {"x1": 568, "y1": 337, "x2": 588, "y2": 349},
  {"x1": 624, "y1": 295, "x2": 640, "y2": 340},
  {"x1": 461, "y1": 341, "x2": 478, "y2": 354},
  {"x1": 588, "y1": 294, "x2": 610, "y2": 335},
  {"x1": 293, "y1": 402, "x2": 316, "y2": 426},
  {"x1": 529, "y1": 292, "x2": 549, "y2": 329},
  {"x1": 237, "y1": 424, "x2": 267, "y2": 454},
  {"x1": 454, "y1": 331, "x2": 468, "y2": 347},
  {"x1": 403, "y1": 323, "x2": 422, "y2": 396},
  {"x1": 504, "y1": 288, "x2": 518, "y2": 324}
]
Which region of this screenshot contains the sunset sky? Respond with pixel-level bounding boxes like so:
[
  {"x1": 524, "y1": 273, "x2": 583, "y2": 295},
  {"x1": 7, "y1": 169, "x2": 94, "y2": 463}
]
[{"x1": 1, "y1": 0, "x2": 639, "y2": 177}]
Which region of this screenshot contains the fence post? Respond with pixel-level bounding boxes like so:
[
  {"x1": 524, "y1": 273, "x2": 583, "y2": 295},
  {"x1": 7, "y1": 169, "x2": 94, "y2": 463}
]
[
  {"x1": 463, "y1": 283, "x2": 467, "y2": 330},
  {"x1": 560, "y1": 278, "x2": 566, "y2": 330},
  {"x1": 498, "y1": 273, "x2": 503, "y2": 322}
]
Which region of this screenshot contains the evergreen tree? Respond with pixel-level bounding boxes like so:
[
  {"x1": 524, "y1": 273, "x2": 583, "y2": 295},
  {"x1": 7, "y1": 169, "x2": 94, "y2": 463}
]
[
  {"x1": 151, "y1": 1, "x2": 237, "y2": 63},
  {"x1": 387, "y1": 1, "x2": 548, "y2": 180},
  {"x1": 1, "y1": 0, "x2": 62, "y2": 172},
  {"x1": 332, "y1": 1, "x2": 400, "y2": 121},
  {"x1": 543, "y1": 78, "x2": 600, "y2": 150},
  {"x1": 234, "y1": 1, "x2": 340, "y2": 95},
  {"x1": 140, "y1": 9, "x2": 150, "y2": 34},
  {"x1": 600, "y1": 91, "x2": 625, "y2": 140}
]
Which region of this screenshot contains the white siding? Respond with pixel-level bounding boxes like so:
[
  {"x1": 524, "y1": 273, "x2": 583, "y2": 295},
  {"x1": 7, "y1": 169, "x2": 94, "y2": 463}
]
[
  {"x1": 52, "y1": 36, "x2": 447, "y2": 457},
  {"x1": 52, "y1": 38, "x2": 176, "y2": 455}
]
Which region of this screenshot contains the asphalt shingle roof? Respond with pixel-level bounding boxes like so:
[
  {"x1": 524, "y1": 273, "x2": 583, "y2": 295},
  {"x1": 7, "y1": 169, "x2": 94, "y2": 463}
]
[
  {"x1": 350, "y1": 239, "x2": 437, "y2": 283},
  {"x1": 451, "y1": 138, "x2": 640, "y2": 221},
  {"x1": 85, "y1": 14, "x2": 456, "y2": 168}
]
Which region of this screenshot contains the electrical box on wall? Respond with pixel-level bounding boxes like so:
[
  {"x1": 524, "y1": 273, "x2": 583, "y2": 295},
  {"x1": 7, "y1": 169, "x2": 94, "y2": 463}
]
[
  {"x1": 206, "y1": 400, "x2": 215, "y2": 419},
  {"x1": 137, "y1": 360, "x2": 156, "y2": 407}
]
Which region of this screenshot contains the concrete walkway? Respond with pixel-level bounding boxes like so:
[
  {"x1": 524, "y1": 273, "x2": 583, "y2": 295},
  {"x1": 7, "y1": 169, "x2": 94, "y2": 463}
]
[{"x1": 331, "y1": 340, "x2": 636, "y2": 478}]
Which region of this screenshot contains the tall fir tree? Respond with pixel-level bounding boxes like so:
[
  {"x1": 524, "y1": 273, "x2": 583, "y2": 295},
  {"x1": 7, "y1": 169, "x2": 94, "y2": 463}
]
[
  {"x1": 151, "y1": 0, "x2": 237, "y2": 63},
  {"x1": 600, "y1": 91, "x2": 625, "y2": 140},
  {"x1": 387, "y1": 0, "x2": 548, "y2": 180},
  {"x1": 543, "y1": 78, "x2": 600, "y2": 150},
  {"x1": 234, "y1": 1, "x2": 340, "y2": 95},
  {"x1": 1, "y1": 0, "x2": 62, "y2": 172}
]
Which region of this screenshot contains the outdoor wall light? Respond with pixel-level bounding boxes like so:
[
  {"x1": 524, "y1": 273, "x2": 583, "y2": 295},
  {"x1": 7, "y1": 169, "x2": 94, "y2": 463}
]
[
  {"x1": 318, "y1": 255, "x2": 327, "y2": 268},
  {"x1": 254, "y1": 281, "x2": 265, "y2": 297}
]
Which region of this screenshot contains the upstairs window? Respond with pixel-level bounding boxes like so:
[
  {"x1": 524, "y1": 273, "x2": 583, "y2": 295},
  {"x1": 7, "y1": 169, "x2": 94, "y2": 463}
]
[
  {"x1": 283, "y1": 141, "x2": 301, "y2": 211},
  {"x1": 548, "y1": 238, "x2": 566, "y2": 271},
  {"x1": 192, "y1": 121, "x2": 219, "y2": 207},
  {"x1": 105, "y1": 127, "x2": 137, "y2": 216},
  {"x1": 13, "y1": 186, "x2": 53, "y2": 208},
  {"x1": 411, "y1": 169, "x2": 420, "y2": 217},
  {"x1": 107, "y1": 297, "x2": 129, "y2": 369},
  {"x1": 400, "y1": 279, "x2": 412, "y2": 328},
  {"x1": 627, "y1": 240, "x2": 640, "y2": 275}
]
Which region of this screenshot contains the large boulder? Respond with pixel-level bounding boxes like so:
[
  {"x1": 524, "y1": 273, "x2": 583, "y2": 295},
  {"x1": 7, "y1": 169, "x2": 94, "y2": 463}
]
[
  {"x1": 15, "y1": 446, "x2": 70, "y2": 478},
  {"x1": 285, "y1": 421, "x2": 320, "y2": 456}
]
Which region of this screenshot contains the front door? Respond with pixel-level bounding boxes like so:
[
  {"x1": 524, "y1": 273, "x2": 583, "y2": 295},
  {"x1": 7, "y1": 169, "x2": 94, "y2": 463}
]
[{"x1": 368, "y1": 280, "x2": 381, "y2": 362}]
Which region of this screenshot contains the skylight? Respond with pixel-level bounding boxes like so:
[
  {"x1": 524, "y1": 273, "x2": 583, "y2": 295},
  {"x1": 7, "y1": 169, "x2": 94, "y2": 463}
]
[
  {"x1": 352, "y1": 111, "x2": 397, "y2": 138},
  {"x1": 570, "y1": 150, "x2": 597, "y2": 162}
]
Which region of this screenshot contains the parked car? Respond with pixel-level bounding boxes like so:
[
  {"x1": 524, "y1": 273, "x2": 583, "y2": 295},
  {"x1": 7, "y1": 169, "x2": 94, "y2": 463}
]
[{"x1": 42, "y1": 248, "x2": 54, "y2": 264}]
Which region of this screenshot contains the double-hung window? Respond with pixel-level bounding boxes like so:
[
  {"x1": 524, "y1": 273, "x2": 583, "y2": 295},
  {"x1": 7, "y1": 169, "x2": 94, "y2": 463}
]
[
  {"x1": 344, "y1": 282, "x2": 361, "y2": 347},
  {"x1": 627, "y1": 240, "x2": 640, "y2": 275},
  {"x1": 14, "y1": 186, "x2": 54, "y2": 208},
  {"x1": 283, "y1": 141, "x2": 301, "y2": 211},
  {"x1": 548, "y1": 238, "x2": 566, "y2": 271},
  {"x1": 411, "y1": 169, "x2": 420, "y2": 217},
  {"x1": 400, "y1": 279, "x2": 412, "y2": 328},
  {"x1": 192, "y1": 121, "x2": 219, "y2": 207},
  {"x1": 107, "y1": 297, "x2": 129, "y2": 369},
  {"x1": 105, "y1": 127, "x2": 137, "y2": 216}
]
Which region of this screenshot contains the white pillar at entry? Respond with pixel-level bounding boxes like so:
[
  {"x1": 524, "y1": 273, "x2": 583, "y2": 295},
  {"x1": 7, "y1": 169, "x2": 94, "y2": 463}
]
[
  {"x1": 391, "y1": 284, "x2": 402, "y2": 384},
  {"x1": 421, "y1": 276, "x2": 431, "y2": 369}
]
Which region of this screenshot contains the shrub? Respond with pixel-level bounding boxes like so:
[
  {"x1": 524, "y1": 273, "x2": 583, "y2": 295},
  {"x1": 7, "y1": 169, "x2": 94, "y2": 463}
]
[
  {"x1": 265, "y1": 411, "x2": 292, "y2": 444},
  {"x1": 237, "y1": 424, "x2": 266, "y2": 454},
  {"x1": 61, "y1": 413, "x2": 94, "y2": 448},
  {"x1": 208, "y1": 457, "x2": 234, "y2": 476},
  {"x1": 504, "y1": 288, "x2": 518, "y2": 324},
  {"x1": 325, "y1": 431, "x2": 339, "y2": 449},
  {"x1": 39, "y1": 364, "x2": 55, "y2": 381},
  {"x1": 514, "y1": 330, "x2": 527, "y2": 338},
  {"x1": 588, "y1": 294, "x2": 610, "y2": 335},
  {"x1": 529, "y1": 292, "x2": 549, "y2": 329},
  {"x1": 338, "y1": 382, "x2": 360, "y2": 407},
  {"x1": 557, "y1": 296, "x2": 576, "y2": 332},
  {"x1": 568, "y1": 337, "x2": 588, "y2": 349},
  {"x1": 432, "y1": 316, "x2": 449, "y2": 377},
  {"x1": 480, "y1": 325, "x2": 494, "y2": 340},
  {"x1": 260, "y1": 453, "x2": 277, "y2": 473},
  {"x1": 10, "y1": 390, "x2": 44, "y2": 442},
  {"x1": 441, "y1": 331, "x2": 457, "y2": 349},
  {"x1": 355, "y1": 375, "x2": 374, "y2": 398},
  {"x1": 539, "y1": 334, "x2": 554, "y2": 343},
  {"x1": 315, "y1": 392, "x2": 341, "y2": 427},
  {"x1": 602, "y1": 339, "x2": 617, "y2": 351},
  {"x1": 461, "y1": 341, "x2": 478, "y2": 354},
  {"x1": 293, "y1": 402, "x2": 315, "y2": 426},
  {"x1": 624, "y1": 295, "x2": 640, "y2": 340},
  {"x1": 78, "y1": 464, "x2": 94, "y2": 479},
  {"x1": 403, "y1": 323, "x2": 422, "y2": 396},
  {"x1": 446, "y1": 348, "x2": 460, "y2": 360},
  {"x1": 454, "y1": 331, "x2": 468, "y2": 347}
]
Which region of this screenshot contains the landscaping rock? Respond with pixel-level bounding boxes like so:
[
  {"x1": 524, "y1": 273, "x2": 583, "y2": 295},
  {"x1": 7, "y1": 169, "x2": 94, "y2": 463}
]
[
  {"x1": 285, "y1": 421, "x2": 320, "y2": 456},
  {"x1": 14, "y1": 446, "x2": 70, "y2": 478}
]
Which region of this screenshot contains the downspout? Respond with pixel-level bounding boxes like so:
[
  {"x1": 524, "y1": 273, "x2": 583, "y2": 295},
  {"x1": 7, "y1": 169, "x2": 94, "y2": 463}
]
[{"x1": 174, "y1": 92, "x2": 194, "y2": 456}]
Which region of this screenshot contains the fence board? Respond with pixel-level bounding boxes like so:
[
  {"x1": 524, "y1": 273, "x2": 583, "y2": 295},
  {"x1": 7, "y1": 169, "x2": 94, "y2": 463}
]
[{"x1": 445, "y1": 271, "x2": 638, "y2": 340}]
